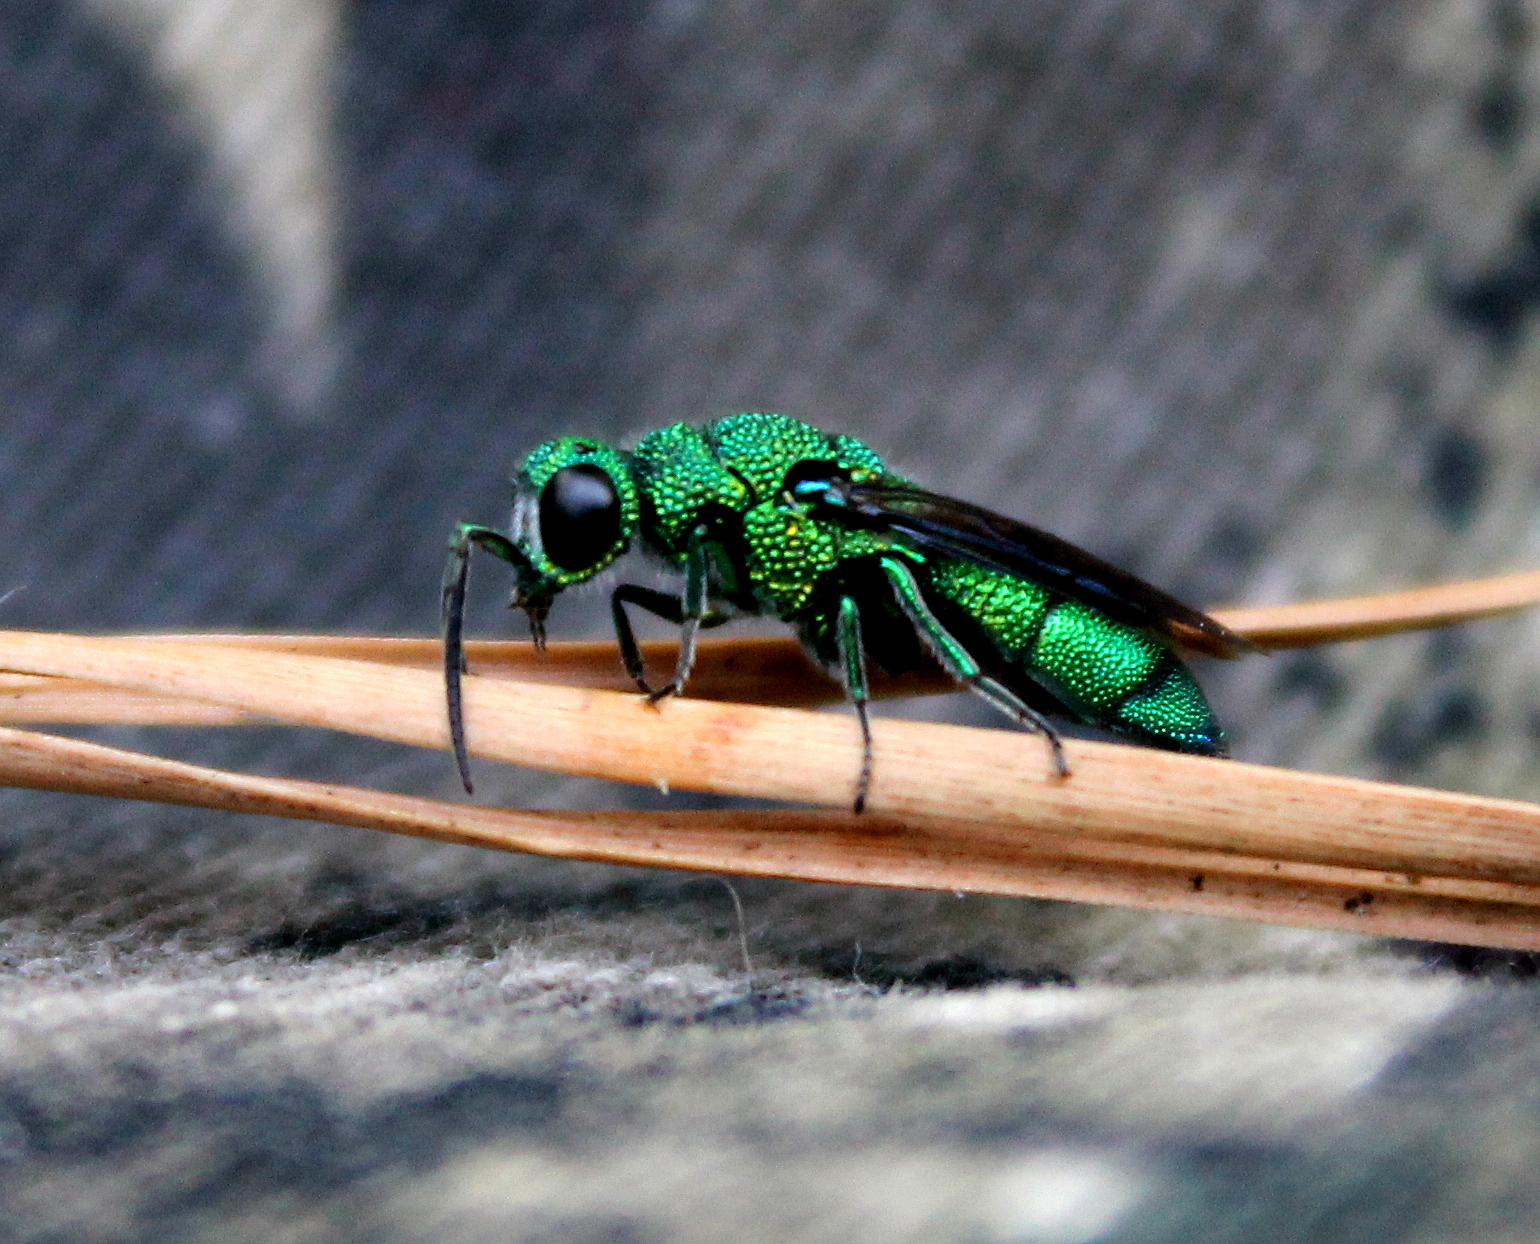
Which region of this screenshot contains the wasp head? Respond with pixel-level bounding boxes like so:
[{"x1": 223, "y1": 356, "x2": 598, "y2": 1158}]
[{"x1": 507, "y1": 437, "x2": 640, "y2": 635}]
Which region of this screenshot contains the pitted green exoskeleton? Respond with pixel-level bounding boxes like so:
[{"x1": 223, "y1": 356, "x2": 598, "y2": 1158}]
[{"x1": 443, "y1": 413, "x2": 1251, "y2": 809}]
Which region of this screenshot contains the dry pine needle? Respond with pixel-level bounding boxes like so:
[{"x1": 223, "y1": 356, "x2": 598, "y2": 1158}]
[{"x1": 0, "y1": 569, "x2": 1538, "y2": 948}]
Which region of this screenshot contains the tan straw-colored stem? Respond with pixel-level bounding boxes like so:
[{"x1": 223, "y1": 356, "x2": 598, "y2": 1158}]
[
  {"x1": 0, "y1": 564, "x2": 1537, "y2": 951},
  {"x1": 0, "y1": 568, "x2": 1531, "y2": 725},
  {"x1": 1, "y1": 631, "x2": 1540, "y2": 889},
  {"x1": 1, "y1": 722, "x2": 1539, "y2": 948},
  {"x1": 1213, "y1": 568, "x2": 1540, "y2": 648}
]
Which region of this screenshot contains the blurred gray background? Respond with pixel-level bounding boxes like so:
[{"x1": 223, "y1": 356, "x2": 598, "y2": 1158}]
[{"x1": 4, "y1": 1, "x2": 1540, "y2": 1241}]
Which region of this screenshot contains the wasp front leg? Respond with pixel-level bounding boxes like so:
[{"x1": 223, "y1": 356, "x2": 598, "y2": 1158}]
[{"x1": 442, "y1": 522, "x2": 525, "y2": 794}]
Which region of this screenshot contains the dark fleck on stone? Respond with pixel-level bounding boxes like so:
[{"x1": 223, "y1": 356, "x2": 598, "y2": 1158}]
[
  {"x1": 522, "y1": 1219, "x2": 655, "y2": 1244},
  {"x1": 1401, "y1": 943, "x2": 1540, "y2": 979},
  {"x1": 1425, "y1": 628, "x2": 1472, "y2": 674},
  {"x1": 0, "y1": 1066, "x2": 574, "y2": 1219},
  {"x1": 1273, "y1": 652, "x2": 1347, "y2": 710},
  {"x1": 1472, "y1": 76, "x2": 1523, "y2": 153},
  {"x1": 1388, "y1": 362, "x2": 1433, "y2": 425},
  {"x1": 1491, "y1": 0, "x2": 1529, "y2": 52},
  {"x1": 1370, "y1": 687, "x2": 1487, "y2": 772},
  {"x1": 247, "y1": 899, "x2": 456, "y2": 959},
  {"x1": 802, "y1": 949, "x2": 1073, "y2": 991},
  {"x1": 1440, "y1": 201, "x2": 1540, "y2": 350},
  {"x1": 610, "y1": 990, "x2": 809, "y2": 1028},
  {"x1": 693, "y1": 991, "x2": 809, "y2": 1025},
  {"x1": 1423, "y1": 429, "x2": 1489, "y2": 529},
  {"x1": 1183, "y1": 518, "x2": 1266, "y2": 606}
]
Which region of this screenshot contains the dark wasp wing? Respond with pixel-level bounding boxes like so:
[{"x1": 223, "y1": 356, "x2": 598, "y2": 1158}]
[{"x1": 823, "y1": 479, "x2": 1253, "y2": 658}]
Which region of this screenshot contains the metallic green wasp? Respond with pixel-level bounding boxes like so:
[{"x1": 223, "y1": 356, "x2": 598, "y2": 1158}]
[{"x1": 443, "y1": 412, "x2": 1250, "y2": 809}]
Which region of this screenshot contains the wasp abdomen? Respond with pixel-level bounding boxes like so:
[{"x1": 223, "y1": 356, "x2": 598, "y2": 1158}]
[{"x1": 926, "y1": 559, "x2": 1225, "y2": 756}]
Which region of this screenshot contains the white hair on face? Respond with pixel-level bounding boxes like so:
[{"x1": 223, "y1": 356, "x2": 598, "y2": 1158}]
[{"x1": 510, "y1": 484, "x2": 542, "y2": 561}]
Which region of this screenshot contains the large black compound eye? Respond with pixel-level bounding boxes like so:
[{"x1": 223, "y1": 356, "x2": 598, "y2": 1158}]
[{"x1": 539, "y1": 463, "x2": 622, "y2": 572}]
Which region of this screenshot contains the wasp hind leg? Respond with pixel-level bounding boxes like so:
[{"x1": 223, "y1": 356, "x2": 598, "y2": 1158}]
[
  {"x1": 833, "y1": 594, "x2": 875, "y2": 813},
  {"x1": 877, "y1": 555, "x2": 1070, "y2": 780},
  {"x1": 958, "y1": 673, "x2": 1070, "y2": 780}
]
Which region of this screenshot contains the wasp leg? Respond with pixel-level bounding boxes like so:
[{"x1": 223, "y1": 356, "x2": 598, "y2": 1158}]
[
  {"x1": 610, "y1": 530, "x2": 727, "y2": 702},
  {"x1": 656, "y1": 529, "x2": 713, "y2": 703},
  {"x1": 878, "y1": 555, "x2": 1070, "y2": 779},
  {"x1": 609, "y1": 583, "x2": 732, "y2": 697},
  {"x1": 611, "y1": 585, "x2": 686, "y2": 693},
  {"x1": 443, "y1": 522, "x2": 522, "y2": 795},
  {"x1": 611, "y1": 607, "x2": 731, "y2": 700},
  {"x1": 834, "y1": 594, "x2": 874, "y2": 813}
]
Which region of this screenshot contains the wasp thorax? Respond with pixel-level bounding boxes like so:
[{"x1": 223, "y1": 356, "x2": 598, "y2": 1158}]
[{"x1": 539, "y1": 463, "x2": 621, "y2": 571}]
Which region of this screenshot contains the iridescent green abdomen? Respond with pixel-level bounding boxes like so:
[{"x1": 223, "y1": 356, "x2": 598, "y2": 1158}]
[{"x1": 925, "y1": 557, "x2": 1224, "y2": 754}]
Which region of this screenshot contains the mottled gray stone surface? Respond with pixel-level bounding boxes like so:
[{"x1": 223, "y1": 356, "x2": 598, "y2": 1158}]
[{"x1": 3, "y1": 1, "x2": 1540, "y2": 1240}]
